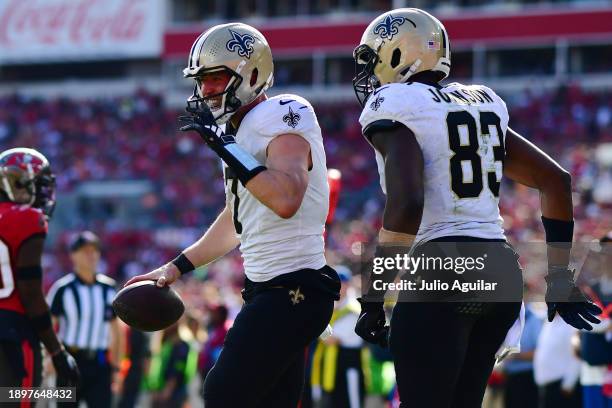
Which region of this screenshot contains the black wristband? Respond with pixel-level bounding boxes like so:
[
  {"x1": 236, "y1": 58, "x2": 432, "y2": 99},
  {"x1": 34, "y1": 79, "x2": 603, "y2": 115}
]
[
  {"x1": 172, "y1": 253, "x2": 195, "y2": 275},
  {"x1": 30, "y1": 313, "x2": 52, "y2": 333},
  {"x1": 541, "y1": 216, "x2": 574, "y2": 244},
  {"x1": 17, "y1": 265, "x2": 43, "y2": 280},
  {"x1": 214, "y1": 142, "x2": 267, "y2": 186}
]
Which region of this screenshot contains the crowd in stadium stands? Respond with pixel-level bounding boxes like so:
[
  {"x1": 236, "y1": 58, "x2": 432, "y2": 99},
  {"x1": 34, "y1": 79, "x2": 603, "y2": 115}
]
[{"x1": 0, "y1": 84, "x2": 610, "y2": 406}]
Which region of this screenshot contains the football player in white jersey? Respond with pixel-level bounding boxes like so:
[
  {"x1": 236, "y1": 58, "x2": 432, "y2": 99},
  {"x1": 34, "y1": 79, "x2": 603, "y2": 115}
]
[
  {"x1": 125, "y1": 23, "x2": 340, "y2": 407},
  {"x1": 351, "y1": 8, "x2": 601, "y2": 407}
]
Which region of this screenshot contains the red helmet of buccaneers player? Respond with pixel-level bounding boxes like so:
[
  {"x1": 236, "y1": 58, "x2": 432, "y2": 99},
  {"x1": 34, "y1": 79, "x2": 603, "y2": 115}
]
[{"x1": 0, "y1": 147, "x2": 56, "y2": 218}]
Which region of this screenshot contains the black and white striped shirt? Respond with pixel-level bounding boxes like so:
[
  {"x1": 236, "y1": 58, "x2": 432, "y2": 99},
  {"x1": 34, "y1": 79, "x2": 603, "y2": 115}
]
[{"x1": 47, "y1": 273, "x2": 117, "y2": 351}]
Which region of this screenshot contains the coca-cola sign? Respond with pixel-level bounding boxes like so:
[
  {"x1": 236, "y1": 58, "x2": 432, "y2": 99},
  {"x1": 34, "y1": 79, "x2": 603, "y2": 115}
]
[{"x1": 0, "y1": 0, "x2": 162, "y2": 63}]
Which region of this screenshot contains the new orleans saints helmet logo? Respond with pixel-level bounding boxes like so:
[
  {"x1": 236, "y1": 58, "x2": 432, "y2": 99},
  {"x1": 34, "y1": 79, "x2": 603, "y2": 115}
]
[
  {"x1": 370, "y1": 95, "x2": 385, "y2": 111},
  {"x1": 226, "y1": 29, "x2": 256, "y2": 58},
  {"x1": 289, "y1": 287, "x2": 305, "y2": 305},
  {"x1": 373, "y1": 14, "x2": 413, "y2": 40},
  {"x1": 282, "y1": 106, "x2": 301, "y2": 128}
]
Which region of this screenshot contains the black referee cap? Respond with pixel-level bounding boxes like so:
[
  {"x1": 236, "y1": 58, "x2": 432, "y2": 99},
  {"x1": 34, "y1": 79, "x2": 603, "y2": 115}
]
[{"x1": 69, "y1": 231, "x2": 101, "y2": 252}]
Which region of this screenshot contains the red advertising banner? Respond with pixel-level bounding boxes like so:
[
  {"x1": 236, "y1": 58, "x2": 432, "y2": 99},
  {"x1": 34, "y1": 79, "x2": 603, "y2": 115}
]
[{"x1": 0, "y1": 0, "x2": 163, "y2": 63}]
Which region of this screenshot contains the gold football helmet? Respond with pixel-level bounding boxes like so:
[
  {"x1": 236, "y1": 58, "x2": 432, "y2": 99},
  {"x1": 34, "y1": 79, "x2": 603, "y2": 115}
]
[
  {"x1": 183, "y1": 23, "x2": 274, "y2": 124},
  {"x1": 353, "y1": 8, "x2": 451, "y2": 106}
]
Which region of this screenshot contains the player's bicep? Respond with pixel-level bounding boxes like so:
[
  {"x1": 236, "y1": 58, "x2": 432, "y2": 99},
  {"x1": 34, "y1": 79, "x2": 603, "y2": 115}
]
[
  {"x1": 265, "y1": 133, "x2": 311, "y2": 186},
  {"x1": 368, "y1": 121, "x2": 424, "y2": 234},
  {"x1": 503, "y1": 127, "x2": 568, "y2": 189},
  {"x1": 15, "y1": 235, "x2": 47, "y2": 311},
  {"x1": 17, "y1": 235, "x2": 45, "y2": 268}
]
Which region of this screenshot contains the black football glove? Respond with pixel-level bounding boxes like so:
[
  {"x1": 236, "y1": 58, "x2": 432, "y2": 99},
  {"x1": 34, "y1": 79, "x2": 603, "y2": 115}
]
[
  {"x1": 545, "y1": 266, "x2": 602, "y2": 330},
  {"x1": 180, "y1": 101, "x2": 233, "y2": 150},
  {"x1": 355, "y1": 298, "x2": 389, "y2": 348},
  {"x1": 52, "y1": 348, "x2": 80, "y2": 387},
  {"x1": 179, "y1": 102, "x2": 265, "y2": 186}
]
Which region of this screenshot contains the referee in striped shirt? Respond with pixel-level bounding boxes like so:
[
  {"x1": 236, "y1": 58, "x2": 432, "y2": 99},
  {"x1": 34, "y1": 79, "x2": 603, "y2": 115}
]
[{"x1": 47, "y1": 231, "x2": 124, "y2": 408}]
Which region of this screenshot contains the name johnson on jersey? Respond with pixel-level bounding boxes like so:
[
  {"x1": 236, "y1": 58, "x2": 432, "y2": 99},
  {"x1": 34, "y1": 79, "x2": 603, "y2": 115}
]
[{"x1": 360, "y1": 81, "x2": 509, "y2": 243}]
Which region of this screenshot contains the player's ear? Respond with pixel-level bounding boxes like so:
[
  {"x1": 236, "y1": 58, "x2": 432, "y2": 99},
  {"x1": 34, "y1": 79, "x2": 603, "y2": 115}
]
[{"x1": 250, "y1": 68, "x2": 258, "y2": 86}]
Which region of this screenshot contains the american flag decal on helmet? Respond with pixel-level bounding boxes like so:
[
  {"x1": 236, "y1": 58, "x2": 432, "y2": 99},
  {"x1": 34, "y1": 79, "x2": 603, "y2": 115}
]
[{"x1": 427, "y1": 39, "x2": 441, "y2": 50}]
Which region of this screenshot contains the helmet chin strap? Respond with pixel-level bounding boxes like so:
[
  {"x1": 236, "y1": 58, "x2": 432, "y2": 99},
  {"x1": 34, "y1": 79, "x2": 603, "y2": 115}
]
[
  {"x1": 212, "y1": 61, "x2": 248, "y2": 125},
  {"x1": 213, "y1": 92, "x2": 244, "y2": 125},
  {"x1": 215, "y1": 111, "x2": 233, "y2": 125},
  {"x1": 263, "y1": 72, "x2": 274, "y2": 92},
  {"x1": 397, "y1": 58, "x2": 422, "y2": 83},
  {"x1": 212, "y1": 92, "x2": 231, "y2": 124},
  {"x1": 433, "y1": 56, "x2": 451, "y2": 78}
]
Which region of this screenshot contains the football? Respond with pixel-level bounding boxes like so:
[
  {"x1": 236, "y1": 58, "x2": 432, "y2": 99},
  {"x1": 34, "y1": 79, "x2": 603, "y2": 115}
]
[{"x1": 112, "y1": 281, "x2": 185, "y2": 332}]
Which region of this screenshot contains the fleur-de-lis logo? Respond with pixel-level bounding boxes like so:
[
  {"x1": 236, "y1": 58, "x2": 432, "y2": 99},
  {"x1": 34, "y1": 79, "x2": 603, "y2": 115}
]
[
  {"x1": 370, "y1": 95, "x2": 385, "y2": 111},
  {"x1": 373, "y1": 15, "x2": 411, "y2": 40},
  {"x1": 289, "y1": 287, "x2": 305, "y2": 305},
  {"x1": 226, "y1": 29, "x2": 256, "y2": 59},
  {"x1": 282, "y1": 106, "x2": 301, "y2": 128}
]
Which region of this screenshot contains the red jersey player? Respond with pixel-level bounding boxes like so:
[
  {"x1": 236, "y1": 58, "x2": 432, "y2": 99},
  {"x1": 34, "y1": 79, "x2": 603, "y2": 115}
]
[{"x1": 0, "y1": 148, "x2": 79, "y2": 397}]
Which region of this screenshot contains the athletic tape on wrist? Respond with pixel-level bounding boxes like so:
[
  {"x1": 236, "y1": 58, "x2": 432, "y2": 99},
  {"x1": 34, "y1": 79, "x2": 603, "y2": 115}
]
[{"x1": 217, "y1": 143, "x2": 267, "y2": 186}]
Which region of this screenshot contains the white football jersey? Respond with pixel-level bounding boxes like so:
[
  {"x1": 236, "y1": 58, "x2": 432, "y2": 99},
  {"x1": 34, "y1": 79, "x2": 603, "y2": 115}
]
[
  {"x1": 223, "y1": 94, "x2": 329, "y2": 282},
  {"x1": 359, "y1": 81, "x2": 509, "y2": 243}
]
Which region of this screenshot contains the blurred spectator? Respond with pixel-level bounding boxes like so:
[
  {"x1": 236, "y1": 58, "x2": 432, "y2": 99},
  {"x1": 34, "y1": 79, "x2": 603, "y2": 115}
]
[
  {"x1": 502, "y1": 302, "x2": 543, "y2": 408},
  {"x1": 534, "y1": 315, "x2": 582, "y2": 408},
  {"x1": 365, "y1": 331, "x2": 396, "y2": 407},
  {"x1": 117, "y1": 327, "x2": 151, "y2": 408},
  {"x1": 579, "y1": 232, "x2": 612, "y2": 408},
  {"x1": 311, "y1": 266, "x2": 365, "y2": 408},
  {"x1": 145, "y1": 320, "x2": 198, "y2": 408},
  {"x1": 198, "y1": 304, "x2": 230, "y2": 389}
]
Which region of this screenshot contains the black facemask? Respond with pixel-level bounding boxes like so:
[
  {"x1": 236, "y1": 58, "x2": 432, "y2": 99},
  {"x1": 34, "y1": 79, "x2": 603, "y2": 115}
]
[
  {"x1": 32, "y1": 167, "x2": 56, "y2": 219},
  {"x1": 352, "y1": 44, "x2": 381, "y2": 107}
]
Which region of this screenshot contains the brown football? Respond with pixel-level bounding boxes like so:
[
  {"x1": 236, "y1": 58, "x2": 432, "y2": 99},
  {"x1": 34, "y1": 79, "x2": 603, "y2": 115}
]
[{"x1": 112, "y1": 281, "x2": 185, "y2": 332}]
